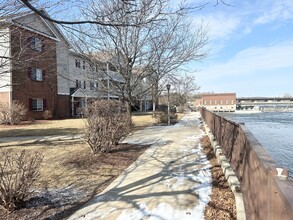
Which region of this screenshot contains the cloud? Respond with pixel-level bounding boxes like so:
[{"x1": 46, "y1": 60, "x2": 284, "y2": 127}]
[
  {"x1": 190, "y1": 0, "x2": 293, "y2": 42},
  {"x1": 200, "y1": 14, "x2": 241, "y2": 39},
  {"x1": 198, "y1": 40, "x2": 293, "y2": 80},
  {"x1": 254, "y1": 0, "x2": 293, "y2": 25}
]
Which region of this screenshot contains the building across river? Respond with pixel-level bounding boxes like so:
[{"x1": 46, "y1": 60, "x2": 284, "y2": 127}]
[
  {"x1": 195, "y1": 93, "x2": 237, "y2": 112},
  {"x1": 237, "y1": 97, "x2": 293, "y2": 112},
  {"x1": 195, "y1": 93, "x2": 293, "y2": 112}
]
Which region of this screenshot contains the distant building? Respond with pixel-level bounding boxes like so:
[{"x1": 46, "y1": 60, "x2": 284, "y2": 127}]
[{"x1": 195, "y1": 93, "x2": 236, "y2": 112}]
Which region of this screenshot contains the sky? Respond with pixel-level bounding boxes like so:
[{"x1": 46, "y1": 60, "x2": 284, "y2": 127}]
[
  {"x1": 34, "y1": 0, "x2": 293, "y2": 98},
  {"x1": 186, "y1": 0, "x2": 293, "y2": 97}
]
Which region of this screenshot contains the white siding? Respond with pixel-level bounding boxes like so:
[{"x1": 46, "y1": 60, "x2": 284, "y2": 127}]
[
  {"x1": 0, "y1": 27, "x2": 11, "y2": 92},
  {"x1": 68, "y1": 53, "x2": 99, "y2": 91},
  {"x1": 56, "y1": 42, "x2": 71, "y2": 94},
  {"x1": 14, "y1": 14, "x2": 55, "y2": 38}
]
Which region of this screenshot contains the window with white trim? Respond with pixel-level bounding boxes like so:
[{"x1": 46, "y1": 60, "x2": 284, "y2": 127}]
[
  {"x1": 32, "y1": 99, "x2": 43, "y2": 111},
  {"x1": 31, "y1": 68, "x2": 43, "y2": 81},
  {"x1": 31, "y1": 37, "x2": 42, "y2": 52},
  {"x1": 226, "y1": 100, "x2": 228, "y2": 104}
]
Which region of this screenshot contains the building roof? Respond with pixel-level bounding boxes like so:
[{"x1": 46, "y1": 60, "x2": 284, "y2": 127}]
[
  {"x1": 71, "y1": 88, "x2": 100, "y2": 98},
  {"x1": 202, "y1": 93, "x2": 236, "y2": 97},
  {"x1": 0, "y1": 9, "x2": 70, "y2": 45}
]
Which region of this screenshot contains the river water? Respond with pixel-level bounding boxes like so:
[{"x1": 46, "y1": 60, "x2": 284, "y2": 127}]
[{"x1": 221, "y1": 112, "x2": 293, "y2": 178}]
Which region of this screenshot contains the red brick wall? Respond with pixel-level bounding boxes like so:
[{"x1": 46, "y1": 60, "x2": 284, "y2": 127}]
[
  {"x1": 10, "y1": 26, "x2": 57, "y2": 119},
  {"x1": 202, "y1": 93, "x2": 236, "y2": 105},
  {"x1": 57, "y1": 95, "x2": 71, "y2": 118}
]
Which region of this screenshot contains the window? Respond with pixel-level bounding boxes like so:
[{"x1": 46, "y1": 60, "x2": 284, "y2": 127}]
[
  {"x1": 75, "y1": 80, "x2": 82, "y2": 88},
  {"x1": 30, "y1": 68, "x2": 43, "y2": 81},
  {"x1": 215, "y1": 100, "x2": 217, "y2": 105},
  {"x1": 90, "y1": 81, "x2": 94, "y2": 90},
  {"x1": 82, "y1": 61, "x2": 86, "y2": 70},
  {"x1": 231, "y1": 100, "x2": 234, "y2": 104},
  {"x1": 209, "y1": 100, "x2": 212, "y2": 105},
  {"x1": 226, "y1": 100, "x2": 228, "y2": 104},
  {"x1": 220, "y1": 100, "x2": 223, "y2": 104},
  {"x1": 89, "y1": 63, "x2": 95, "y2": 72},
  {"x1": 83, "y1": 81, "x2": 86, "y2": 89},
  {"x1": 75, "y1": 59, "x2": 81, "y2": 68},
  {"x1": 31, "y1": 37, "x2": 42, "y2": 52},
  {"x1": 204, "y1": 100, "x2": 207, "y2": 105},
  {"x1": 30, "y1": 98, "x2": 44, "y2": 111}
]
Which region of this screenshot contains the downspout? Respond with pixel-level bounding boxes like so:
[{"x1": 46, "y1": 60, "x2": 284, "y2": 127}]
[
  {"x1": 8, "y1": 28, "x2": 12, "y2": 108},
  {"x1": 107, "y1": 63, "x2": 110, "y2": 100},
  {"x1": 71, "y1": 96, "x2": 74, "y2": 116}
]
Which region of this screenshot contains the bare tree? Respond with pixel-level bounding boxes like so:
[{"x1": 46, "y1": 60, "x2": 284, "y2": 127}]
[
  {"x1": 0, "y1": 1, "x2": 55, "y2": 87},
  {"x1": 0, "y1": 1, "x2": 26, "y2": 83},
  {"x1": 69, "y1": 0, "x2": 208, "y2": 114},
  {"x1": 283, "y1": 93, "x2": 292, "y2": 98},
  {"x1": 19, "y1": 0, "x2": 233, "y2": 26},
  {"x1": 170, "y1": 72, "x2": 200, "y2": 109},
  {"x1": 149, "y1": 14, "x2": 208, "y2": 112}
]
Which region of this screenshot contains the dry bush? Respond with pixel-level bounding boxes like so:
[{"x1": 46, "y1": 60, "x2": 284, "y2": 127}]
[
  {"x1": 0, "y1": 150, "x2": 43, "y2": 212},
  {"x1": 0, "y1": 101, "x2": 28, "y2": 125},
  {"x1": 42, "y1": 109, "x2": 53, "y2": 120},
  {"x1": 154, "y1": 110, "x2": 177, "y2": 124},
  {"x1": 85, "y1": 100, "x2": 133, "y2": 154},
  {"x1": 177, "y1": 105, "x2": 185, "y2": 113}
]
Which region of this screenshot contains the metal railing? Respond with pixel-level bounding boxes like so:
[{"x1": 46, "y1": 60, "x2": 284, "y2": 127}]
[{"x1": 200, "y1": 107, "x2": 293, "y2": 220}]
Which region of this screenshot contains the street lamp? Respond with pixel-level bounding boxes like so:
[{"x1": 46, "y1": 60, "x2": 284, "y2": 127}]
[{"x1": 166, "y1": 84, "x2": 171, "y2": 126}]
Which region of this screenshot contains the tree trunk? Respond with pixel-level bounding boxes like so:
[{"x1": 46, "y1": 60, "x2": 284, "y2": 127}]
[{"x1": 126, "y1": 101, "x2": 132, "y2": 116}]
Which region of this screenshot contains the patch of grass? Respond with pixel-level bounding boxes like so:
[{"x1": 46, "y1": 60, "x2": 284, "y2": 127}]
[
  {"x1": 0, "y1": 119, "x2": 86, "y2": 137},
  {"x1": 176, "y1": 113, "x2": 186, "y2": 121},
  {"x1": 0, "y1": 113, "x2": 183, "y2": 138},
  {"x1": 0, "y1": 139, "x2": 149, "y2": 219},
  {"x1": 132, "y1": 114, "x2": 154, "y2": 128}
]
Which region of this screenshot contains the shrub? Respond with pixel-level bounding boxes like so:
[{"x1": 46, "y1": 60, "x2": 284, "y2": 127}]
[
  {"x1": 42, "y1": 109, "x2": 53, "y2": 120},
  {"x1": 0, "y1": 101, "x2": 28, "y2": 125},
  {"x1": 0, "y1": 150, "x2": 43, "y2": 212},
  {"x1": 154, "y1": 110, "x2": 178, "y2": 124},
  {"x1": 84, "y1": 100, "x2": 133, "y2": 154},
  {"x1": 177, "y1": 104, "x2": 185, "y2": 113}
]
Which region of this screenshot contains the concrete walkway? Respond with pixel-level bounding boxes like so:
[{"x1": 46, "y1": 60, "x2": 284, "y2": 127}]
[{"x1": 68, "y1": 112, "x2": 212, "y2": 220}]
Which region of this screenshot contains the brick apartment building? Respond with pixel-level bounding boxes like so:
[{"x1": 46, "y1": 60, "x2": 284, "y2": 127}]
[
  {"x1": 0, "y1": 10, "x2": 152, "y2": 119},
  {"x1": 0, "y1": 12, "x2": 58, "y2": 119},
  {"x1": 195, "y1": 93, "x2": 236, "y2": 112}
]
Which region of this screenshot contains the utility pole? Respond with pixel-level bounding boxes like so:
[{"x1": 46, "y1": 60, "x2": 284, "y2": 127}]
[{"x1": 166, "y1": 83, "x2": 171, "y2": 126}]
